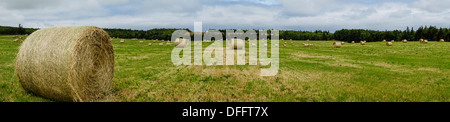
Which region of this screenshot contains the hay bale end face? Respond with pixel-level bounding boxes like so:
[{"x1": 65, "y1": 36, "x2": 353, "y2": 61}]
[
  {"x1": 386, "y1": 42, "x2": 393, "y2": 46},
  {"x1": 15, "y1": 26, "x2": 114, "y2": 102},
  {"x1": 333, "y1": 42, "x2": 341, "y2": 48}
]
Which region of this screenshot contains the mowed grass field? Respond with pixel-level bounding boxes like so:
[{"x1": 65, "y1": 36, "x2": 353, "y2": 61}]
[{"x1": 0, "y1": 35, "x2": 449, "y2": 102}]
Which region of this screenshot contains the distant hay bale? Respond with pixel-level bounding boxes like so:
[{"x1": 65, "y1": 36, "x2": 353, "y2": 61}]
[
  {"x1": 360, "y1": 41, "x2": 366, "y2": 45},
  {"x1": 307, "y1": 39, "x2": 310, "y2": 41},
  {"x1": 264, "y1": 44, "x2": 267, "y2": 47},
  {"x1": 148, "y1": 43, "x2": 152, "y2": 46},
  {"x1": 333, "y1": 42, "x2": 341, "y2": 48},
  {"x1": 131, "y1": 38, "x2": 137, "y2": 41},
  {"x1": 159, "y1": 43, "x2": 164, "y2": 46},
  {"x1": 391, "y1": 40, "x2": 395, "y2": 42},
  {"x1": 419, "y1": 39, "x2": 424, "y2": 43},
  {"x1": 440, "y1": 39, "x2": 445, "y2": 42},
  {"x1": 283, "y1": 44, "x2": 287, "y2": 47},
  {"x1": 120, "y1": 39, "x2": 125, "y2": 43},
  {"x1": 421, "y1": 40, "x2": 428, "y2": 44},
  {"x1": 153, "y1": 40, "x2": 156, "y2": 42},
  {"x1": 166, "y1": 42, "x2": 171, "y2": 46},
  {"x1": 230, "y1": 38, "x2": 244, "y2": 50},
  {"x1": 303, "y1": 43, "x2": 314, "y2": 47},
  {"x1": 341, "y1": 41, "x2": 345, "y2": 45},
  {"x1": 275, "y1": 44, "x2": 279, "y2": 47},
  {"x1": 402, "y1": 39, "x2": 407, "y2": 43},
  {"x1": 15, "y1": 26, "x2": 114, "y2": 102},
  {"x1": 386, "y1": 42, "x2": 393, "y2": 46},
  {"x1": 351, "y1": 41, "x2": 355, "y2": 44},
  {"x1": 251, "y1": 43, "x2": 256, "y2": 47},
  {"x1": 139, "y1": 41, "x2": 144, "y2": 44},
  {"x1": 382, "y1": 40, "x2": 386, "y2": 42},
  {"x1": 174, "y1": 38, "x2": 188, "y2": 48},
  {"x1": 13, "y1": 39, "x2": 21, "y2": 42}
]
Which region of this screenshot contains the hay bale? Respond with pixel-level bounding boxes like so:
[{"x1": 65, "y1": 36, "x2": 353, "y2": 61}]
[
  {"x1": 307, "y1": 39, "x2": 310, "y2": 41},
  {"x1": 251, "y1": 43, "x2": 256, "y2": 47},
  {"x1": 230, "y1": 38, "x2": 244, "y2": 50},
  {"x1": 341, "y1": 41, "x2": 345, "y2": 45},
  {"x1": 131, "y1": 38, "x2": 137, "y2": 41},
  {"x1": 264, "y1": 44, "x2": 267, "y2": 47},
  {"x1": 440, "y1": 39, "x2": 445, "y2": 42},
  {"x1": 303, "y1": 43, "x2": 314, "y2": 47},
  {"x1": 386, "y1": 42, "x2": 393, "y2": 46},
  {"x1": 159, "y1": 43, "x2": 164, "y2": 46},
  {"x1": 332, "y1": 42, "x2": 341, "y2": 48},
  {"x1": 139, "y1": 41, "x2": 144, "y2": 44},
  {"x1": 174, "y1": 38, "x2": 187, "y2": 48},
  {"x1": 13, "y1": 39, "x2": 21, "y2": 42},
  {"x1": 275, "y1": 44, "x2": 279, "y2": 47},
  {"x1": 120, "y1": 39, "x2": 125, "y2": 43},
  {"x1": 391, "y1": 40, "x2": 395, "y2": 42},
  {"x1": 351, "y1": 41, "x2": 355, "y2": 44},
  {"x1": 283, "y1": 44, "x2": 287, "y2": 47},
  {"x1": 419, "y1": 39, "x2": 424, "y2": 43},
  {"x1": 422, "y1": 40, "x2": 428, "y2": 44},
  {"x1": 15, "y1": 26, "x2": 114, "y2": 102},
  {"x1": 148, "y1": 43, "x2": 152, "y2": 46},
  {"x1": 382, "y1": 40, "x2": 386, "y2": 42},
  {"x1": 166, "y1": 42, "x2": 171, "y2": 46},
  {"x1": 402, "y1": 39, "x2": 407, "y2": 43},
  {"x1": 153, "y1": 40, "x2": 157, "y2": 42},
  {"x1": 360, "y1": 41, "x2": 366, "y2": 45}
]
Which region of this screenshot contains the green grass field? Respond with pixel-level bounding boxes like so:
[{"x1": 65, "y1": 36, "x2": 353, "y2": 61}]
[{"x1": 1, "y1": 35, "x2": 449, "y2": 102}]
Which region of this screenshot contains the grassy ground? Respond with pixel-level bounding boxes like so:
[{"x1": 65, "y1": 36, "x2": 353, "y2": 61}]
[{"x1": 1, "y1": 35, "x2": 449, "y2": 102}]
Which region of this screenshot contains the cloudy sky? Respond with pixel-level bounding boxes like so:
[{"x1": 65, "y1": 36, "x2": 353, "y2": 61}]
[{"x1": 1, "y1": 0, "x2": 449, "y2": 32}]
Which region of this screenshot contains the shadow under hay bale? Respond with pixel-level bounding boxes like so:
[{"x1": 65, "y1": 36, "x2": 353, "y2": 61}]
[{"x1": 15, "y1": 26, "x2": 114, "y2": 102}]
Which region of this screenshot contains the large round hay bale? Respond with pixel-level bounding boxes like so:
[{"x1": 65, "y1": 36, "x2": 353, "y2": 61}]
[
  {"x1": 382, "y1": 40, "x2": 386, "y2": 42},
  {"x1": 440, "y1": 39, "x2": 445, "y2": 42},
  {"x1": 391, "y1": 40, "x2": 395, "y2": 42},
  {"x1": 386, "y1": 42, "x2": 393, "y2": 46},
  {"x1": 422, "y1": 40, "x2": 428, "y2": 44},
  {"x1": 13, "y1": 39, "x2": 21, "y2": 42},
  {"x1": 139, "y1": 41, "x2": 144, "y2": 44},
  {"x1": 230, "y1": 38, "x2": 244, "y2": 50},
  {"x1": 419, "y1": 39, "x2": 424, "y2": 43},
  {"x1": 351, "y1": 41, "x2": 355, "y2": 44},
  {"x1": 333, "y1": 42, "x2": 341, "y2": 48},
  {"x1": 15, "y1": 26, "x2": 114, "y2": 102},
  {"x1": 360, "y1": 41, "x2": 366, "y2": 45},
  {"x1": 159, "y1": 43, "x2": 164, "y2": 46},
  {"x1": 148, "y1": 43, "x2": 152, "y2": 46},
  {"x1": 402, "y1": 39, "x2": 407, "y2": 43},
  {"x1": 174, "y1": 38, "x2": 187, "y2": 48},
  {"x1": 341, "y1": 41, "x2": 345, "y2": 45},
  {"x1": 120, "y1": 39, "x2": 125, "y2": 43}
]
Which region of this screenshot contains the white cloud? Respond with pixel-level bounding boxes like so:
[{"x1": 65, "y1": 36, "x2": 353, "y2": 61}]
[{"x1": 0, "y1": 0, "x2": 449, "y2": 31}]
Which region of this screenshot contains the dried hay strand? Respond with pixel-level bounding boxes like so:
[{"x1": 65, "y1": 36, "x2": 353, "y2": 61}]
[
  {"x1": 402, "y1": 39, "x2": 407, "y2": 43},
  {"x1": 148, "y1": 43, "x2": 152, "y2": 46},
  {"x1": 386, "y1": 42, "x2": 393, "y2": 46},
  {"x1": 13, "y1": 39, "x2": 21, "y2": 42},
  {"x1": 139, "y1": 41, "x2": 144, "y2": 44},
  {"x1": 15, "y1": 26, "x2": 114, "y2": 102},
  {"x1": 230, "y1": 38, "x2": 244, "y2": 50},
  {"x1": 440, "y1": 39, "x2": 445, "y2": 42},
  {"x1": 174, "y1": 38, "x2": 188, "y2": 48},
  {"x1": 332, "y1": 42, "x2": 341, "y2": 48},
  {"x1": 360, "y1": 41, "x2": 366, "y2": 45},
  {"x1": 120, "y1": 39, "x2": 125, "y2": 43}
]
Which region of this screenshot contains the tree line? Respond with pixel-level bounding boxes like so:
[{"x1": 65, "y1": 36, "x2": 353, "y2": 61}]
[
  {"x1": 2, "y1": 25, "x2": 449, "y2": 42},
  {"x1": 334, "y1": 26, "x2": 450, "y2": 42}
]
